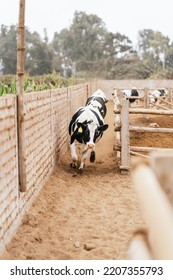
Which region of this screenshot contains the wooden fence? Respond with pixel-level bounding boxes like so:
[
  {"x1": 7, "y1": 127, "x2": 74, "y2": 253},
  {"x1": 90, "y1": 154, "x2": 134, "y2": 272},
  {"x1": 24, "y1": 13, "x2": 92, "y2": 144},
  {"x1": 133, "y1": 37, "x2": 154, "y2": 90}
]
[{"x1": 113, "y1": 88, "x2": 173, "y2": 173}]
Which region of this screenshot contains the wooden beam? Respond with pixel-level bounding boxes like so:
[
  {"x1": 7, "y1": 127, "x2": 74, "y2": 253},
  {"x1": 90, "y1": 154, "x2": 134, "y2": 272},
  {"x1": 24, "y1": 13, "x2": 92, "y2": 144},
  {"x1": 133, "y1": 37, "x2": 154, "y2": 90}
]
[
  {"x1": 150, "y1": 152, "x2": 173, "y2": 205},
  {"x1": 113, "y1": 90, "x2": 121, "y2": 158},
  {"x1": 130, "y1": 126, "x2": 173, "y2": 133},
  {"x1": 129, "y1": 108, "x2": 173, "y2": 115},
  {"x1": 149, "y1": 100, "x2": 168, "y2": 110},
  {"x1": 167, "y1": 88, "x2": 173, "y2": 109},
  {"x1": 130, "y1": 150, "x2": 149, "y2": 159},
  {"x1": 120, "y1": 99, "x2": 130, "y2": 173},
  {"x1": 130, "y1": 146, "x2": 173, "y2": 153},
  {"x1": 150, "y1": 94, "x2": 172, "y2": 106}
]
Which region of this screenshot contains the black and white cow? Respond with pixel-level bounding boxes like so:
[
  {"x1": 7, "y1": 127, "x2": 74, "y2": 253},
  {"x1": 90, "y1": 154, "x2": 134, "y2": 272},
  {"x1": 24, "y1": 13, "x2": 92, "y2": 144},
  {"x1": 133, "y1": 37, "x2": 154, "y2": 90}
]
[
  {"x1": 69, "y1": 90, "x2": 108, "y2": 174},
  {"x1": 113, "y1": 88, "x2": 167, "y2": 107},
  {"x1": 85, "y1": 89, "x2": 108, "y2": 118},
  {"x1": 149, "y1": 89, "x2": 167, "y2": 103},
  {"x1": 122, "y1": 89, "x2": 139, "y2": 103}
]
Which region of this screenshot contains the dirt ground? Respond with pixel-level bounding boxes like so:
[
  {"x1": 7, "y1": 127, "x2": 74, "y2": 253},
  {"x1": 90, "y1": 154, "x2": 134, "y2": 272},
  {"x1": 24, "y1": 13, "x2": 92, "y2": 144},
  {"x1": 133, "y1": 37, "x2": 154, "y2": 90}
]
[{"x1": 1, "y1": 100, "x2": 173, "y2": 260}]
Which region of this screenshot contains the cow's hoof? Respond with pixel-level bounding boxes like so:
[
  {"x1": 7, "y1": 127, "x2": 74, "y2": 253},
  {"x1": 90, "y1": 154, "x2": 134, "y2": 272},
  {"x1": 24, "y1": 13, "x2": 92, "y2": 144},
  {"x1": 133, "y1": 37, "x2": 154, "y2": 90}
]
[
  {"x1": 77, "y1": 168, "x2": 83, "y2": 175},
  {"x1": 70, "y1": 162, "x2": 77, "y2": 169},
  {"x1": 90, "y1": 151, "x2": 95, "y2": 163}
]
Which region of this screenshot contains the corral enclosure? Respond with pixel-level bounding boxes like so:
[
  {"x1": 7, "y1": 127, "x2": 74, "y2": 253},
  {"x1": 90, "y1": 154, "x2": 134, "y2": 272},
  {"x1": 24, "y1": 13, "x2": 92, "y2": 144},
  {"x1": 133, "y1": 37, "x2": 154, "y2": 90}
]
[{"x1": 1, "y1": 79, "x2": 173, "y2": 259}]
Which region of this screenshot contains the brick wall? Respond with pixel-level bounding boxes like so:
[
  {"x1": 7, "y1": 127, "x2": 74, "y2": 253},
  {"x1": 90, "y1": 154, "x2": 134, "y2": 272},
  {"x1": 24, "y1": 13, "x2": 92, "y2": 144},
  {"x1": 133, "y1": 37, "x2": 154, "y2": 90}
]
[
  {"x1": 0, "y1": 95, "x2": 19, "y2": 247},
  {"x1": 0, "y1": 83, "x2": 90, "y2": 252}
]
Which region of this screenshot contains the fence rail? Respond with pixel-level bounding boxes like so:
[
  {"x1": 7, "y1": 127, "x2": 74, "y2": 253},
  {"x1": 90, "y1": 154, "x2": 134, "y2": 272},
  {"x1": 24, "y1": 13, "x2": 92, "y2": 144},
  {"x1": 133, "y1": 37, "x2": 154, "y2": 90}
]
[{"x1": 113, "y1": 87, "x2": 173, "y2": 173}]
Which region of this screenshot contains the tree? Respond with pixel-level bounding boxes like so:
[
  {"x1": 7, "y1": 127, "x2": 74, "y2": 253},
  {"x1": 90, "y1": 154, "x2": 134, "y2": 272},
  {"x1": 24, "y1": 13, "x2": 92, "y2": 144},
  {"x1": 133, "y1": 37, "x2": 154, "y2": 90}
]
[
  {"x1": 52, "y1": 29, "x2": 73, "y2": 77},
  {"x1": 52, "y1": 11, "x2": 108, "y2": 76},
  {"x1": 25, "y1": 30, "x2": 53, "y2": 75},
  {"x1": 0, "y1": 25, "x2": 17, "y2": 74},
  {"x1": 137, "y1": 29, "x2": 171, "y2": 71},
  {"x1": 101, "y1": 32, "x2": 136, "y2": 78}
]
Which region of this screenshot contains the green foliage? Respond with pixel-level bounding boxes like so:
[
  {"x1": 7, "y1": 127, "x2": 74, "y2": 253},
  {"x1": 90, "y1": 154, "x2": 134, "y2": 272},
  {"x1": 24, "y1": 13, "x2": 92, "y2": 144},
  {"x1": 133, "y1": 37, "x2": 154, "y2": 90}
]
[
  {"x1": 0, "y1": 82, "x2": 8, "y2": 96},
  {"x1": 0, "y1": 74, "x2": 85, "y2": 96}
]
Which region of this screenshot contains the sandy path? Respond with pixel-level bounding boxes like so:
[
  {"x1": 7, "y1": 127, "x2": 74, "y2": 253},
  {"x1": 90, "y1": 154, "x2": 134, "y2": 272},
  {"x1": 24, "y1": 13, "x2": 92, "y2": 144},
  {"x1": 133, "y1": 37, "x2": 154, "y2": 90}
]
[{"x1": 0, "y1": 101, "x2": 144, "y2": 260}]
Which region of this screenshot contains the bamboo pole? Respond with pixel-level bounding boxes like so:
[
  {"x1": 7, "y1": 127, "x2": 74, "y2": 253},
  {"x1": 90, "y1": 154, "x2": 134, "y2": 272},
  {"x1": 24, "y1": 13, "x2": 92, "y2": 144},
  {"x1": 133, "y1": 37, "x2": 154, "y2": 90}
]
[
  {"x1": 17, "y1": 0, "x2": 26, "y2": 192},
  {"x1": 17, "y1": 0, "x2": 25, "y2": 92}
]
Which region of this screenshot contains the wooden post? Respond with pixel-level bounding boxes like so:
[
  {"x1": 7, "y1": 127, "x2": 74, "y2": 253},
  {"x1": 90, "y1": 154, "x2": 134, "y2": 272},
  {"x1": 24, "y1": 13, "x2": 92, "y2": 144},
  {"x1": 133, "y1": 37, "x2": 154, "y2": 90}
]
[
  {"x1": 86, "y1": 83, "x2": 90, "y2": 99},
  {"x1": 128, "y1": 108, "x2": 173, "y2": 115},
  {"x1": 150, "y1": 152, "x2": 173, "y2": 205},
  {"x1": 113, "y1": 90, "x2": 121, "y2": 157},
  {"x1": 144, "y1": 88, "x2": 150, "y2": 119},
  {"x1": 17, "y1": 0, "x2": 26, "y2": 192},
  {"x1": 128, "y1": 228, "x2": 152, "y2": 260},
  {"x1": 120, "y1": 99, "x2": 130, "y2": 173},
  {"x1": 167, "y1": 88, "x2": 172, "y2": 109},
  {"x1": 129, "y1": 126, "x2": 173, "y2": 134},
  {"x1": 132, "y1": 159, "x2": 173, "y2": 259}
]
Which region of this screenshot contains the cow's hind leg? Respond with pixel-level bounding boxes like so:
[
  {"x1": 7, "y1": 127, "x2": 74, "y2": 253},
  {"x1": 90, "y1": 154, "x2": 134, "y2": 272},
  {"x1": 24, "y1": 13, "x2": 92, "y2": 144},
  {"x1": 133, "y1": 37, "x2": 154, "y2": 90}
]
[
  {"x1": 70, "y1": 142, "x2": 78, "y2": 169},
  {"x1": 90, "y1": 150, "x2": 95, "y2": 163}
]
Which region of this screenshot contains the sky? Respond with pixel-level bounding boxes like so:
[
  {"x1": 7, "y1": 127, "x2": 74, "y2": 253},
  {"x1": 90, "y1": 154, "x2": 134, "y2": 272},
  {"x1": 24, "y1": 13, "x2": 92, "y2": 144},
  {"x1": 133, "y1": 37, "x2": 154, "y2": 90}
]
[{"x1": 1, "y1": 0, "x2": 173, "y2": 46}]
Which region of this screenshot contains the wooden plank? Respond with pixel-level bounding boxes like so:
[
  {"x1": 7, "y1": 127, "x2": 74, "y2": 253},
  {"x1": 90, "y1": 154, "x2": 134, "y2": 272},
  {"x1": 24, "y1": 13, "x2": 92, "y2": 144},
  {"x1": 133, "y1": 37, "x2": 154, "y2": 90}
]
[
  {"x1": 149, "y1": 100, "x2": 168, "y2": 110},
  {"x1": 130, "y1": 150, "x2": 149, "y2": 159},
  {"x1": 129, "y1": 108, "x2": 173, "y2": 115},
  {"x1": 130, "y1": 126, "x2": 173, "y2": 133},
  {"x1": 120, "y1": 99, "x2": 130, "y2": 172},
  {"x1": 144, "y1": 88, "x2": 149, "y2": 109},
  {"x1": 130, "y1": 146, "x2": 173, "y2": 153},
  {"x1": 150, "y1": 93, "x2": 172, "y2": 106},
  {"x1": 113, "y1": 90, "x2": 121, "y2": 158},
  {"x1": 167, "y1": 88, "x2": 173, "y2": 109}
]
